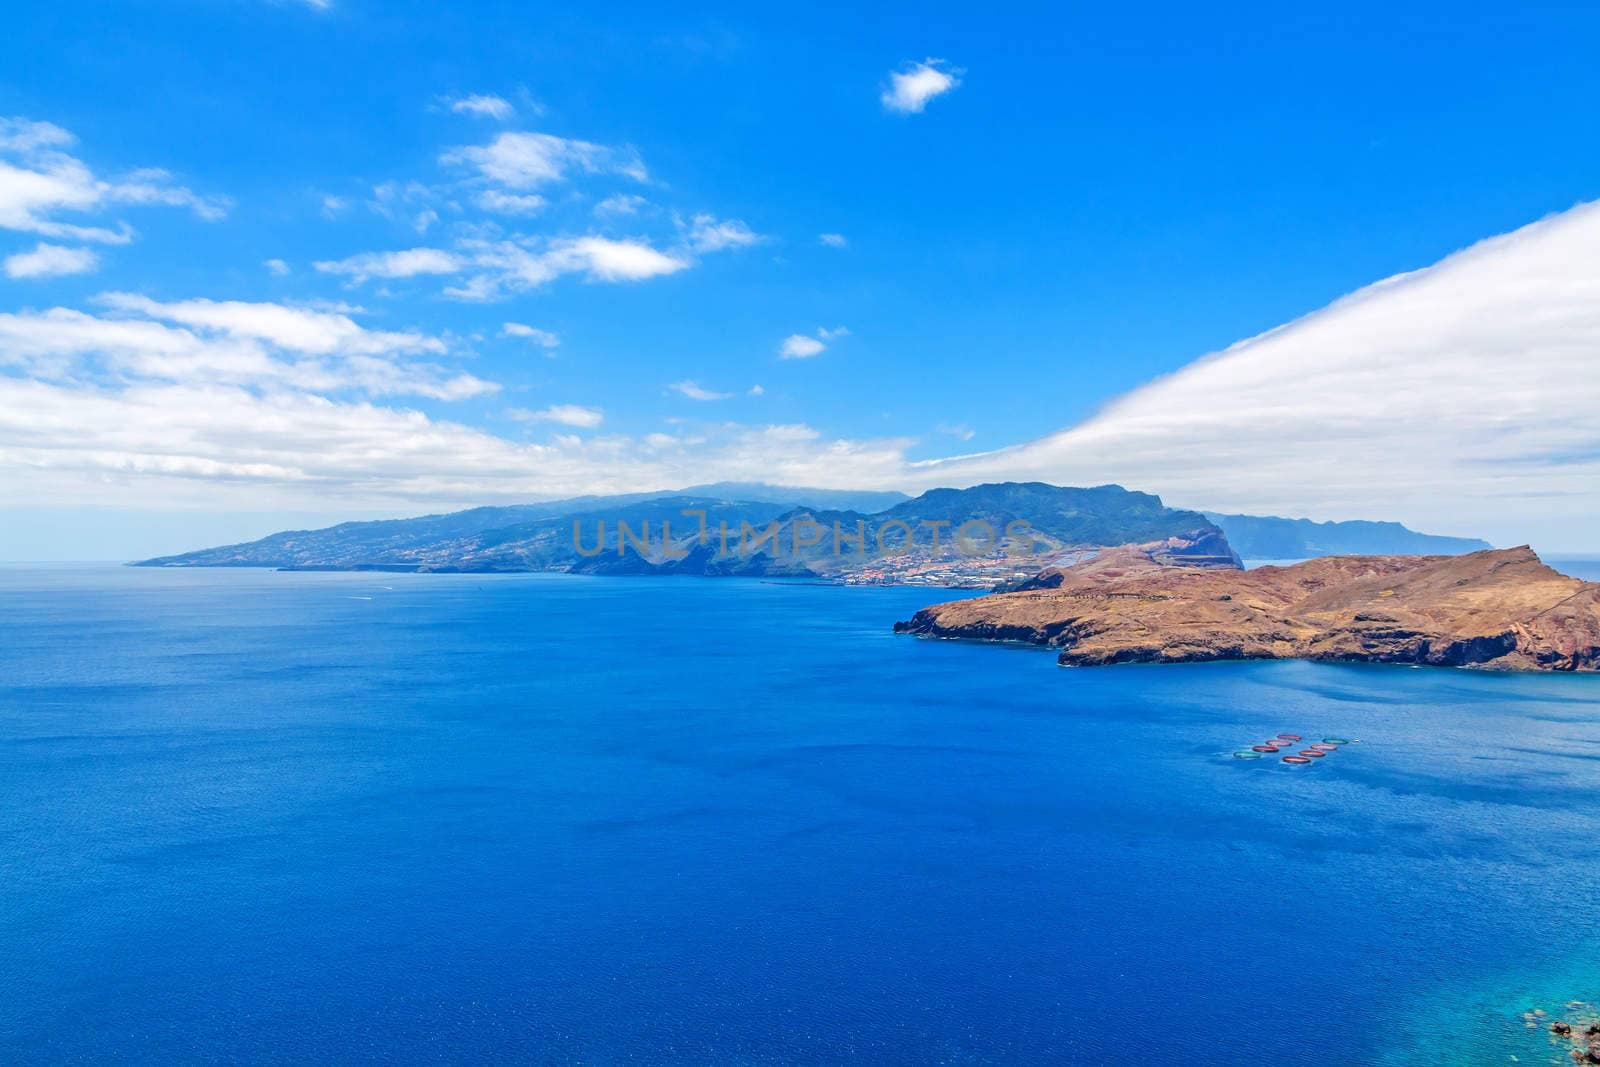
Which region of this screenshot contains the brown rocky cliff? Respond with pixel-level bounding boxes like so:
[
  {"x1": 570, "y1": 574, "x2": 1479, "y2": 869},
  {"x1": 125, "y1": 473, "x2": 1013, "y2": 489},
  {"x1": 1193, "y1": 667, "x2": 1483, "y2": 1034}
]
[{"x1": 894, "y1": 547, "x2": 1600, "y2": 672}]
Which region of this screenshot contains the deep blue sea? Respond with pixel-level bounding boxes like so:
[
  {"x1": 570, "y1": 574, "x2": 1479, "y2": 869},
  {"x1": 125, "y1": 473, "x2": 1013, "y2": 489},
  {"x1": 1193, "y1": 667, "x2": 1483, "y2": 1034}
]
[{"x1": 4, "y1": 565, "x2": 1600, "y2": 1065}]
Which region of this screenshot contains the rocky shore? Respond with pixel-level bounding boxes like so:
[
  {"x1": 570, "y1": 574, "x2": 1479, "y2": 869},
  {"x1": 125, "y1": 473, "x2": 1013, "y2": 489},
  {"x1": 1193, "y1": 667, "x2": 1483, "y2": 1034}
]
[
  {"x1": 894, "y1": 545, "x2": 1600, "y2": 672},
  {"x1": 1526, "y1": 1002, "x2": 1600, "y2": 1063}
]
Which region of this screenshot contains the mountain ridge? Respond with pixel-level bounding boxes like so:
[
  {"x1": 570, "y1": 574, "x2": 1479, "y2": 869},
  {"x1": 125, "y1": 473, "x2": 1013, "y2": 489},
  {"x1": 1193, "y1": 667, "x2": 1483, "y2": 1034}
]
[
  {"x1": 133, "y1": 481, "x2": 1500, "y2": 586},
  {"x1": 134, "y1": 482, "x2": 1230, "y2": 585},
  {"x1": 1203, "y1": 512, "x2": 1492, "y2": 558}
]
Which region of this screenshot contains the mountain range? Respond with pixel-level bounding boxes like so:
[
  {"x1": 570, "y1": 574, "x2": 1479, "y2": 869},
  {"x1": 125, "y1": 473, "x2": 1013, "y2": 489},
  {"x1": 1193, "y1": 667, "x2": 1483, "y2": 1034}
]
[
  {"x1": 134, "y1": 481, "x2": 1493, "y2": 585},
  {"x1": 1203, "y1": 512, "x2": 1491, "y2": 558}
]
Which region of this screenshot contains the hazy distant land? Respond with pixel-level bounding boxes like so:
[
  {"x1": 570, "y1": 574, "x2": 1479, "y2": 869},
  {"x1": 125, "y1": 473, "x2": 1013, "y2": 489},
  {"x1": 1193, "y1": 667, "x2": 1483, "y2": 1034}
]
[{"x1": 134, "y1": 481, "x2": 1493, "y2": 589}]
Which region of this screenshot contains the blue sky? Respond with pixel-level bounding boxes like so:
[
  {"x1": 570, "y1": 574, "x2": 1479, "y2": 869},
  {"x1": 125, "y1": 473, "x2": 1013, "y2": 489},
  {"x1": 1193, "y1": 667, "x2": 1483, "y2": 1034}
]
[{"x1": 3, "y1": 1, "x2": 1600, "y2": 557}]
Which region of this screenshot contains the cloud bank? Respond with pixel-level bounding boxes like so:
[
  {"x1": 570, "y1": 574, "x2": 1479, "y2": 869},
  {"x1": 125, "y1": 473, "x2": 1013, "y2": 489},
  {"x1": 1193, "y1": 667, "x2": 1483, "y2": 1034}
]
[{"x1": 917, "y1": 200, "x2": 1600, "y2": 545}]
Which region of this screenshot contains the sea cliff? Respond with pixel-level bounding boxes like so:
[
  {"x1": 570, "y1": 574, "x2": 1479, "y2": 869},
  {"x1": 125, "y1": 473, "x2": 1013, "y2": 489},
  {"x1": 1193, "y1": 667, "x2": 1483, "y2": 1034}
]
[{"x1": 895, "y1": 546, "x2": 1600, "y2": 672}]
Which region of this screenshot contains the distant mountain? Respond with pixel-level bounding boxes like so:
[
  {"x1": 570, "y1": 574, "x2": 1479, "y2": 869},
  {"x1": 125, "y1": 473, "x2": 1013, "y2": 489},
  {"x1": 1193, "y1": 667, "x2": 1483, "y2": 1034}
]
[
  {"x1": 135, "y1": 496, "x2": 794, "y2": 571},
  {"x1": 888, "y1": 483, "x2": 1219, "y2": 548},
  {"x1": 135, "y1": 481, "x2": 1234, "y2": 585},
  {"x1": 1203, "y1": 513, "x2": 1493, "y2": 559}
]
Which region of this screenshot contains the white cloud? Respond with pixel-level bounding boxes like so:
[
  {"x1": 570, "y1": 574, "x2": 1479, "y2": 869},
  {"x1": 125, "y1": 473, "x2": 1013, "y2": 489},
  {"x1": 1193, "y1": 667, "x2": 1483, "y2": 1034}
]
[
  {"x1": 476, "y1": 189, "x2": 546, "y2": 215},
  {"x1": 668, "y1": 380, "x2": 731, "y2": 401},
  {"x1": 510, "y1": 404, "x2": 603, "y2": 428},
  {"x1": 11, "y1": 203, "x2": 1600, "y2": 549},
  {"x1": 367, "y1": 180, "x2": 445, "y2": 233},
  {"x1": 0, "y1": 376, "x2": 918, "y2": 516},
  {"x1": 542, "y1": 236, "x2": 691, "y2": 281},
  {"x1": 311, "y1": 124, "x2": 753, "y2": 301},
  {"x1": 501, "y1": 322, "x2": 560, "y2": 349},
  {"x1": 684, "y1": 213, "x2": 761, "y2": 252},
  {"x1": 320, "y1": 194, "x2": 349, "y2": 218},
  {"x1": 314, "y1": 247, "x2": 463, "y2": 283},
  {"x1": 442, "y1": 131, "x2": 646, "y2": 189},
  {"x1": 917, "y1": 199, "x2": 1600, "y2": 547},
  {"x1": 880, "y1": 59, "x2": 962, "y2": 114},
  {"x1": 97, "y1": 293, "x2": 447, "y2": 356},
  {"x1": 264, "y1": 258, "x2": 291, "y2": 276},
  {"x1": 0, "y1": 117, "x2": 227, "y2": 244},
  {"x1": 595, "y1": 194, "x2": 646, "y2": 217},
  {"x1": 779, "y1": 326, "x2": 847, "y2": 359},
  {"x1": 320, "y1": 234, "x2": 690, "y2": 301},
  {"x1": 779, "y1": 334, "x2": 824, "y2": 359},
  {"x1": 447, "y1": 94, "x2": 515, "y2": 121},
  {"x1": 446, "y1": 235, "x2": 688, "y2": 299},
  {"x1": 819, "y1": 232, "x2": 848, "y2": 248},
  {"x1": 0, "y1": 297, "x2": 492, "y2": 401},
  {"x1": 0, "y1": 119, "x2": 74, "y2": 154},
  {"x1": 748, "y1": 384, "x2": 765, "y2": 396},
  {"x1": 4, "y1": 242, "x2": 98, "y2": 278}
]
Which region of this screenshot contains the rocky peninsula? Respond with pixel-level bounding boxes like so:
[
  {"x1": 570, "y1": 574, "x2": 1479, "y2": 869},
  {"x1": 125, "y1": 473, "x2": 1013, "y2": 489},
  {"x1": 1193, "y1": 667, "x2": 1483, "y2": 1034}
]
[{"x1": 895, "y1": 544, "x2": 1600, "y2": 672}]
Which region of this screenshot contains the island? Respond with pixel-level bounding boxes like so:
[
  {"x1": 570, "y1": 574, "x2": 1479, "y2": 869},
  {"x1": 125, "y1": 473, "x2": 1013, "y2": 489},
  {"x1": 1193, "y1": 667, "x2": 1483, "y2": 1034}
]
[
  {"x1": 895, "y1": 544, "x2": 1600, "y2": 672},
  {"x1": 130, "y1": 480, "x2": 1495, "y2": 590}
]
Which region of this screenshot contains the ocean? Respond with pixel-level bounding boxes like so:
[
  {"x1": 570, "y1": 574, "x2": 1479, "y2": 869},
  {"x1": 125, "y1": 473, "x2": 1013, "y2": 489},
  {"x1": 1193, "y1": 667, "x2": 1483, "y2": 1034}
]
[{"x1": 3, "y1": 564, "x2": 1599, "y2": 1064}]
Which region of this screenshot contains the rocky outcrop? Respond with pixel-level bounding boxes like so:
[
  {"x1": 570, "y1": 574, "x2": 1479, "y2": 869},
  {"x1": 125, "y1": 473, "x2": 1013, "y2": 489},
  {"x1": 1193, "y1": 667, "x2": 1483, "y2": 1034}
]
[{"x1": 894, "y1": 547, "x2": 1600, "y2": 672}]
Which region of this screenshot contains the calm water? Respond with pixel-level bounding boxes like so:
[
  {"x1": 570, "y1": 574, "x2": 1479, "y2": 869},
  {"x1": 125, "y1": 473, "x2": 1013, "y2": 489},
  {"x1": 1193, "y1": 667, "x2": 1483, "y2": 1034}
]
[{"x1": 3, "y1": 565, "x2": 1600, "y2": 1064}]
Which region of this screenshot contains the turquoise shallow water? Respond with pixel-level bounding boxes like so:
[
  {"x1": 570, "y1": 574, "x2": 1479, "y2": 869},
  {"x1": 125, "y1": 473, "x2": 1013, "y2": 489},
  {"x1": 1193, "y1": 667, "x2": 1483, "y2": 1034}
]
[{"x1": 2, "y1": 564, "x2": 1599, "y2": 1064}]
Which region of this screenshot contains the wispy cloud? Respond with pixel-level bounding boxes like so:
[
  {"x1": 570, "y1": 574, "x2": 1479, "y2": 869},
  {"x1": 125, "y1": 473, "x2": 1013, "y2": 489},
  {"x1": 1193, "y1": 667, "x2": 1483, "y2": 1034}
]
[
  {"x1": 96, "y1": 293, "x2": 448, "y2": 357},
  {"x1": 446, "y1": 236, "x2": 689, "y2": 299},
  {"x1": 683, "y1": 213, "x2": 761, "y2": 252},
  {"x1": 818, "y1": 232, "x2": 848, "y2": 248},
  {"x1": 315, "y1": 235, "x2": 691, "y2": 300},
  {"x1": 501, "y1": 322, "x2": 560, "y2": 349},
  {"x1": 311, "y1": 123, "x2": 754, "y2": 300},
  {"x1": 3, "y1": 242, "x2": 98, "y2": 278},
  {"x1": 0, "y1": 117, "x2": 227, "y2": 245},
  {"x1": 510, "y1": 403, "x2": 603, "y2": 428},
  {"x1": 668, "y1": 380, "x2": 731, "y2": 401},
  {"x1": 881, "y1": 59, "x2": 962, "y2": 114},
  {"x1": 0, "y1": 295, "x2": 492, "y2": 400},
  {"x1": 475, "y1": 189, "x2": 546, "y2": 215},
  {"x1": 314, "y1": 247, "x2": 464, "y2": 283},
  {"x1": 263, "y1": 258, "x2": 291, "y2": 276},
  {"x1": 442, "y1": 130, "x2": 646, "y2": 189},
  {"x1": 368, "y1": 180, "x2": 443, "y2": 233},
  {"x1": 446, "y1": 94, "x2": 515, "y2": 121},
  {"x1": 595, "y1": 193, "x2": 646, "y2": 217},
  {"x1": 779, "y1": 325, "x2": 849, "y2": 360}
]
